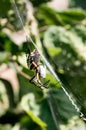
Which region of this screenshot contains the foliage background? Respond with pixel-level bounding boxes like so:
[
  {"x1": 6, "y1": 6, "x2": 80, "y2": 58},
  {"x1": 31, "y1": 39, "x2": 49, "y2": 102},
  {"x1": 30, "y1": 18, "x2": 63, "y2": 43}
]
[{"x1": 0, "y1": 0, "x2": 86, "y2": 130}]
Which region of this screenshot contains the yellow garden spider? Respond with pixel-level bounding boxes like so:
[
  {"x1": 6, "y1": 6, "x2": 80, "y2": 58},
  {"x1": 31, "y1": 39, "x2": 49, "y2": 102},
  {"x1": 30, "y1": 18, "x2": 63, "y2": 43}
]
[{"x1": 26, "y1": 49, "x2": 49, "y2": 89}]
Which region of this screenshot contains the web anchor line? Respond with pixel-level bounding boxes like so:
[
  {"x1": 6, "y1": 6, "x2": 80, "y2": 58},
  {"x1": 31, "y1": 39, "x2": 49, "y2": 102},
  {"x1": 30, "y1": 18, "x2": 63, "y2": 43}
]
[{"x1": 11, "y1": 0, "x2": 86, "y2": 121}]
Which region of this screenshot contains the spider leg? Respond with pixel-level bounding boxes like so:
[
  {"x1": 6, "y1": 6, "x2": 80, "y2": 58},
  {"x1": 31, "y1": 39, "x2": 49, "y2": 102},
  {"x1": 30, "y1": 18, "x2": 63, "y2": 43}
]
[
  {"x1": 29, "y1": 66, "x2": 40, "y2": 83},
  {"x1": 34, "y1": 72, "x2": 45, "y2": 89},
  {"x1": 30, "y1": 73, "x2": 49, "y2": 89},
  {"x1": 29, "y1": 61, "x2": 49, "y2": 89},
  {"x1": 42, "y1": 80, "x2": 50, "y2": 88},
  {"x1": 29, "y1": 75, "x2": 36, "y2": 82},
  {"x1": 37, "y1": 76, "x2": 50, "y2": 89},
  {"x1": 29, "y1": 72, "x2": 43, "y2": 90}
]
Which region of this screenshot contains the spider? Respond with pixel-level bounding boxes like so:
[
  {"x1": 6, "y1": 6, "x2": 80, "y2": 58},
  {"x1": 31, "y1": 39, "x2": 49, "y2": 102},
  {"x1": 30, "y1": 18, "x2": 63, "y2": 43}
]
[{"x1": 26, "y1": 49, "x2": 49, "y2": 89}]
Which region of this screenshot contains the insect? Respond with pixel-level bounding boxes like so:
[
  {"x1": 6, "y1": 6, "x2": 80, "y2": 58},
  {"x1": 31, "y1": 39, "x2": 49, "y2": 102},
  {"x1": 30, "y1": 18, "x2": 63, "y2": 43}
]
[{"x1": 26, "y1": 48, "x2": 49, "y2": 89}]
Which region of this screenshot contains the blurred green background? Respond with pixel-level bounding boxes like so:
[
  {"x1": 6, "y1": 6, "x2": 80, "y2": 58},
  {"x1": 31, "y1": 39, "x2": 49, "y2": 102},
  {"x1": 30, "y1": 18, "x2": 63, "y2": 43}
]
[{"x1": 0, "y1": 0, "x2": 86, "y2": 130}]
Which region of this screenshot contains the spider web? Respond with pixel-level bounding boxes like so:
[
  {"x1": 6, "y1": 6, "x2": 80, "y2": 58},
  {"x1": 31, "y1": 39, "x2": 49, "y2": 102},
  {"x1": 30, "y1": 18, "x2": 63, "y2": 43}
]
[{"x1": 11, "y1": 0, "x2": 86, "y2": 124}]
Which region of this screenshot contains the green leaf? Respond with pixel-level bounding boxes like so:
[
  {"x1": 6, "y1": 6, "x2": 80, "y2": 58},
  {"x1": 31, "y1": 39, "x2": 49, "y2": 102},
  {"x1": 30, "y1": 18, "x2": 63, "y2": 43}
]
[
  {"x1": 0, "y1": 0, "x2": 11, "y2": 17},
  {"x1": 0, "y1": 32, "x2": 19, "y2": 55},
  {"x1": 21, "y1": 93, "x2": 57, "y2": 130},
  {"x1": 47, "y1": 88, "x2": 78, "y2": 123},
  {"x1": 0, "y1": 79, "x2": 15, "y2": 108},
  {"x1": 25, "y1": 110, "x2": 47, "y2": 130},
  {"x1": 21, "y1": 93, "x2": 47, "y2": 130},
  {"x1": 0, "y1": 51, "x2": 10, "y2": 63},
  {"x1": 18, "y1": 73, "x2": 44, "y2": 100},
  {"x1": 43, "y1": 26, "x2": 86, "y2": 69},
  {"x1": 73, "y1": 24, "x2": 86, "y2": 43},
  {"x1": 58, "y1": 9, "x2": 86, "y2": 24},
  {"x1": 36, "y1": 5, "x2": 64, "y2": 26},
  {"x1": 43, "y1": 25, "x2": 86, "y2": 117},
  {"x1": 36, "y1": 6, "x2": 86, "y2": 26},
  {"x1": 60, "y1": 116, "x2": 86, "y2": 130}
]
